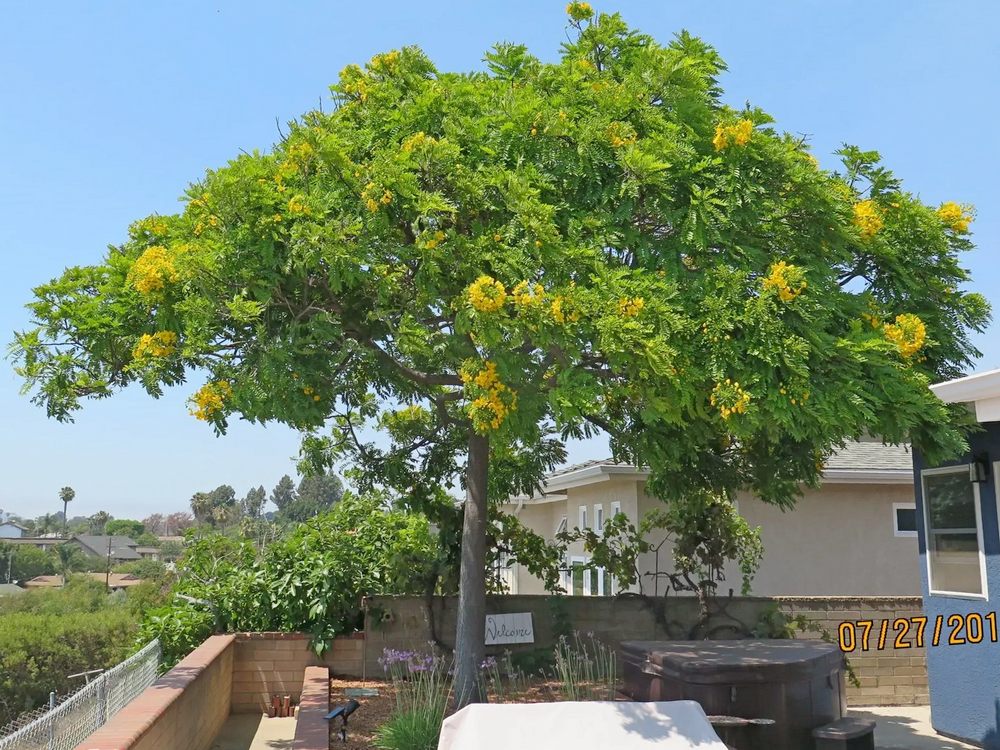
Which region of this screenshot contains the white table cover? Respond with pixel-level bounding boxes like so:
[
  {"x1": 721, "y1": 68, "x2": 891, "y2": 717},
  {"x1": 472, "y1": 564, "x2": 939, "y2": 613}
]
[{"x1": 438, "y1": 700, "x2": 728, "y2": 750}]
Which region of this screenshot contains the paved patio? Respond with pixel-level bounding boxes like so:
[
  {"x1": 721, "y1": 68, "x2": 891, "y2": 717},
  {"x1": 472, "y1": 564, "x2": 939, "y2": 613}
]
[
  {"x1": 850, "y1": 706, "x2": 977, "y2": 750},
  {"x1": 210, "y1": 714, "x2": 296, "y2": 750}
]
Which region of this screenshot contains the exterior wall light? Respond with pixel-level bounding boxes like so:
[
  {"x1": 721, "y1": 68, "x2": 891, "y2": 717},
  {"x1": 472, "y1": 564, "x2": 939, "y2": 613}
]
[{"x1": 970, "y1": 455, "x2": 990, "y2": 484}]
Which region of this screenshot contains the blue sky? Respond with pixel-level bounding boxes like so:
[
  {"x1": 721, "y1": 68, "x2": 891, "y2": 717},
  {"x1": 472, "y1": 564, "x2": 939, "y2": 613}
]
[{"x1": 1, "y1": 1, "x2": 996, "y2": 520}]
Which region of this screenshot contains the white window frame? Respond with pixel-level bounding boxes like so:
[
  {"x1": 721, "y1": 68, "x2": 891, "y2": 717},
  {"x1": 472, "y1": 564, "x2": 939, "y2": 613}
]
[
  {"x1": 564, "y1": 554, "x2": 611, "y2": 596},
  {"x1": 594, "y1": 504, "x2": 604, "y2": 536},
  {"x1": 578, "y1": 505, "x2": 588, "y2": 531},
  {"x1": 610, "y1": 501, "x2": 622, "y2": 519},
  {"x1": 892, "y1": 502, "x2": 918, "y2": 538},
  {"x1": 920, "y1": 465, "x2": 988, "y2": 600},
  {"x1": 555, "y1": 515, "x2": 567, "y2": 536}
]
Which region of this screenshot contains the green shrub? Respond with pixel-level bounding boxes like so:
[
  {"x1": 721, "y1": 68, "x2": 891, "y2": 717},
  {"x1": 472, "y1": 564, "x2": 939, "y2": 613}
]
[
  {"x1": 136, "y1": 605, "x2": 215, "y2": 670},
  {"x1": 374, "y1": 708, "x2": 445, "y2": 750},
  {"x1": 0, "y1": 609, "x2": 138, "y2": 725}
]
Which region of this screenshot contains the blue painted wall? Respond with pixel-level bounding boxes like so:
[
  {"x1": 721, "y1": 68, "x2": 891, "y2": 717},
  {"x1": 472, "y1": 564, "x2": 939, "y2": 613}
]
[{"x1": 915, "y1": 426, "x2": 1000, "y2": 748}]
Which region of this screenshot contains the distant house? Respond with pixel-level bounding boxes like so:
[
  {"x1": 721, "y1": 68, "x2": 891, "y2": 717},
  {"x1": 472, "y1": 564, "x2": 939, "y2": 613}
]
[
  {"x1": 25, "y1": 573, "x2": 145, "y2": 591},
  {"x1": 499, "y1": 438, "x2": 918, "y2": 597},
  {"x1": 0, "y1": 521, "x2": 26, "y2": 539},
  {"x1": 135, "y1": 546, "x2": 161, "y2": 561},
  {"x1": 2, "y1": 537, "x2": 62, "y2": 552},
  {"x1": 67, "y1": 535, "x2": 142, "y2": 563},
  {"x1": 0, "y1": 583, "x2": 25, "y2": 596}
]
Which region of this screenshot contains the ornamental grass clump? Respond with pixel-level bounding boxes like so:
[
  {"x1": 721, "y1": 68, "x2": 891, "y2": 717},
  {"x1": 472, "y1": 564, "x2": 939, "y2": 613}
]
[
  {"x1": 375, "y1": 648, "x2": 452, "y2": 750},
  {"x1": 478, "y1": 651, "x2": 530, "y2": 703},
  {"x1": 551, "y1": 632, "x2": 619, "y2": 701}
]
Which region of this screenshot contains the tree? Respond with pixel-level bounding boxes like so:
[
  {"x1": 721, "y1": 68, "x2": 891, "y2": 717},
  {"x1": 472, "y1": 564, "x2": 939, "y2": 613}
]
[
  {"x1": 52, "y1": 543, "x2": 84, "y2": 584},
  {"x1": 240, "y1": 486, "x2": 267, "y2": 520},
  {"x1": 105, "y1": 519, "x2": 145, "y2": 539},
  {"x1": 190, "y1": 486, "x2": 239, "y2": 529},
  {"x1": 0, "y1": 543, "x2": 55, "y2": 583},
  {"x1": 142, "y1": 513, "x2": 165, "y2": 536},
  {"x1": 164, "y1": 512, "x2": 196, "y2": 535},
  {"x1": 276, "y1": 472, "x2": 343, "y2": 523},
  {"x1": 10, "y1": 8, "x2": 988, "y2": 705},
  {"x1": 158, "y1": 539, "x2": 185, "y2": 562},
  {"x1": 58, "y1": 486, "x2": 75, "y2": 536},
  {"x1": 89, "y1": 511, "x2": 111, "y2": 535},
  {"x1": 269, "y1": 476, "x2": 296, "y2": 513}
]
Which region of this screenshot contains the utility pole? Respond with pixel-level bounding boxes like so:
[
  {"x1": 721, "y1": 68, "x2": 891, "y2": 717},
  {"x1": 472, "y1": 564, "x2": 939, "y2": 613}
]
[{"x1": 105, "y1": 535, "x2": 112, "y2": 591}]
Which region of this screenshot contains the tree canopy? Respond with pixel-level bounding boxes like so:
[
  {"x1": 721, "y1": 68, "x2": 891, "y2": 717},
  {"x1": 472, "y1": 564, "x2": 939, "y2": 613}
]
[{"x1": 10, "y1": 6, "x2": 987, "y2": 704}]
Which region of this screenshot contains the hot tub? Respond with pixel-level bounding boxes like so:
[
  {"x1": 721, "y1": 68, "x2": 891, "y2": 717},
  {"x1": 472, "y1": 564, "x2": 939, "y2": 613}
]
[{"x1": 621, "y1": 639, "x2": 846, "y2": 750}]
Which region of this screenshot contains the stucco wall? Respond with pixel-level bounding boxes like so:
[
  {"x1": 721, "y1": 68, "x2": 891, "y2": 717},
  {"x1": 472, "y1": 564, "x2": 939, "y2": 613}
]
[{"x1": 506, "y1": 476, "x2": 920, "y2": 597}]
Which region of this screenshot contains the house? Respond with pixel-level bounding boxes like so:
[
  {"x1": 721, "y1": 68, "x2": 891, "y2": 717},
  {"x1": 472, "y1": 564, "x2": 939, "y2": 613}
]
[
  {"x1": 0, "y1": 583, "x2": 25, "y2": 596},
  {"x1": 67, "y1": 535, "x2": 142, "y2": 563},
  {"x1": 0, "y1": 521, "x2": 26, "y2": 538},
  {"x1": 24, "y1": 572, "x2": 145, "y2": 591},
  {"x1": 499, "y1": 438, "x2": 918, "y2": 597},
  {"x1": 135, "y1": 546, "x2": 162, "y2": 561},
  {"x1": 2, "y1": 536, "x2": 62, "y2": 552},
  {"x1": 911, "y1": 368, "x2": 1000, "y2": 748}
]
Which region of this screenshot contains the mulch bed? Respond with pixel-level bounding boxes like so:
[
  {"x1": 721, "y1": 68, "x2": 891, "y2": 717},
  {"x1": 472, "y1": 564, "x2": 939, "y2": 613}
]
[{"x1": 329, "y1": 677, "x2": 615, "y2": 748}]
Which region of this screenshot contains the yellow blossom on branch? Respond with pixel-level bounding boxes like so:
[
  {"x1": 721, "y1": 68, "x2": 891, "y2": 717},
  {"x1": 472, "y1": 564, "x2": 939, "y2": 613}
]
[
  {"x1": 566, "y1": 2, "x2": 594, "y2": 21},
  {"x1": 189, "y1": 381, "x2": 232, "y2": 421},
  {"x1": 512, "y1": 281, "x2": 545, "y2": 309},
  {"x1": 709, "y1": 379, "x2": 751, "y2": 420},
  {"x1": 401, "y1": 131, "x2": 435, "y2": 153},
  {"x1": 462, "y1": 360, "x2": 517, "y2": 432},
  {"x1": 852, "y1": 200, "x2": 883, "y2": 239},
  {"x1": 618, "y1": 296, "x2": 645, "y2": 317},
  {"x1": 287, "y1": 195, "x2": 310, "y2": 215},
  {"x1": 883, "y1": 313, "x2": 927, "y2": 358},
  {"x1": 937, "y1": 201, "x2": 972, "y2": 233},
  {"x1": 713, "y1": 119, "x2": 754, "y2": 151},
  {"x1": 606, "y1": 122, "x2": 637, "y2": 149},
  {"x1": 128, "y1": 246, "x2": 179, "y2": 297},
  {"x1": 422, "y1": 230, "x2": 446, "y2": 250},
  {"x1": 467, "y1": 275, "x2": 507, "y2": 313},
  {"x1": 132, "y1": 331, "x2": 179, "y2": 360},
  {"x1": 761, "y1": 260, "x2": 807, "y2": 302}
]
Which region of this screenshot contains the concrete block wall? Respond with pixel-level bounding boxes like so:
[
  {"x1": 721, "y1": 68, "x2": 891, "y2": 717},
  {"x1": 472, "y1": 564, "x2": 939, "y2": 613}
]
[
  {"x1": 364, "y1": 594, "x2": 930, "y2": 706},
  {"x1": 74, "y1": 635, "x2": 235, "y2": 750},
  {"x1": 231, "y1": 632, "x2": 365, "y2": 713},
  {"x1": 774, "y1": 596, "x2": 927, "y2": 706}
]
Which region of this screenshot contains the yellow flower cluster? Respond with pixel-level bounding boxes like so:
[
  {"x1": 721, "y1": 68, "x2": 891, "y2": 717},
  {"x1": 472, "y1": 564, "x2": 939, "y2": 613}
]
[
  {"x1": 462, "y1": 361, "x2": 517, "y2": 431},
  {"x1": 401, "y1": 131, "x2": 435, "y2": 153},
  {"x1": 852, "y1": 200, "x2": 883, "y2": 239},
  {"x1": 132, "y1": 331, "x2": 178, "y2": 360},
  {"x1": 422, "y1": 230, "x2": 446, "y2": 250},
  {"x1": 129, "y1": 246, "x2": 179, "y2": 297},
  {"x1": 937, "y1": 201, "x2": 971, "y2": 233},
  {"x1": 362, "y1": 182, "x2": 393, "y2": 213},
  {"x1": 712, "y1": 119, "x2": 754, "y2": 151},
  {"x1": 287, "y1": 195, "x2": 310, "y2": 215},
  {"x1": 777, "y1": 386, "x2": 809, "y2": 405},
  {"x1": 618, "y1": 297, "x2": 645, "y2": 317},
  {"x1": 710, "y1": 379, "x2": 751, "y2": 420},
  {"x1": 370, "y1": 50, "x2": 400, "y2": 73},
  {"x1": 550, "y1": 295, "x2": 581, "y2": 324},
  {"x1": 189, "y1": 381, "x2": 232, "y2": 421},
  {"x1": 301, "y1": 384, "x2": 322, "y2": 402},
  {"x1": 133, "y1": 216, "x2": 168, "y2": 237},
  {"x1": 512, "y1": 281, "x2": 545, "y2": 309},
  {"x1": 287, "y1": 141, "x2": 314, "y2": 164},
  {"x1": 339, "y1": 64, "x2": 369, "y2": 102},
  {"x1": 606, "y1": 122, "x2": 637, "y2": 149},
  {"x1": 566, "y1": 1, "x2": 594, "y2": 20},
  {"x1": 467, "y1": 275, "x2": 507, "y2": 313},
  {"x1": 761, "y1": 261, "x2": 807, "y2": 302},
  {"x1": 883, "y1": 313, "x2": 927, "y2": 358}
]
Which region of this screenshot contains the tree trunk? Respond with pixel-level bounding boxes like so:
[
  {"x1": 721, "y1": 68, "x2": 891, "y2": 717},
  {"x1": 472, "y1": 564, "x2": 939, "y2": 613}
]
[{"x1": 453, "y1": 431, "x2": 489, "y2": 708}]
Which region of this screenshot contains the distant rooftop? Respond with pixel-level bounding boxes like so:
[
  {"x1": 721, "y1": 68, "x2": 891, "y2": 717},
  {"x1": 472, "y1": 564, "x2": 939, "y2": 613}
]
[
  {"x1": 72, "y1": 535, "x2": 142, "y2": 560},
  {"x1": 521, "y1": 439, "x2": 912, "y2": 498}
]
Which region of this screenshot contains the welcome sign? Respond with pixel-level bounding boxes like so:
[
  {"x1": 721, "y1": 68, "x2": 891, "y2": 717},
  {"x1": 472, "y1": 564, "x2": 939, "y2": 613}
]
[{"x1": 485, "y1": 613, "x2": 535, "y2": 645}]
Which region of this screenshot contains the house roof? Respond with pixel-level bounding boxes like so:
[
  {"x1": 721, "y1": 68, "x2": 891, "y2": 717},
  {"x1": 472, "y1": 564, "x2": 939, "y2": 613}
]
[
  {"x1": 0, "y1": 583, "x2": 25, "y2": 596},
  {"x1": 931, "y1": 368, "x2": 1000, "y2": 423},
  {"x1": 513, "y1": 440, "x2": 912, "y2": 500},
  {"x1": 71, "y1": 535, "x2": 141, "y2": 560},
  {"x1": 0, "y1": 521, "x2": 27, "y2": 530},
  {"x1": 25, "y1": 573, "x2": 145, "y2": 588}
]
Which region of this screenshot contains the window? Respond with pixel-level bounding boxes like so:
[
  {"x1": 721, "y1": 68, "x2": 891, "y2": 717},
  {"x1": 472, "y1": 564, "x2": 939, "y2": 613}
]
[
  {"x1": 555, "y1": 516, "x2": 567, "y2": 536},
  {"x1": 610, "y1": 501, "x2": 622, "y2": 518},
  {"x1": 578, "y1": 505, "x2": 588, "y2": 531},
  {"x1": 921, "y1": 466, "x2": 987, "y2": 598},
  {"x1": 566, "y1": 555, "x2": 612, "y2": 596},
  {"x1": 594, "y1": 504, "x2": 604, "y2": 535},
  {"x1": 893, "y1": 503, "x2": 918, "y2": 538}
]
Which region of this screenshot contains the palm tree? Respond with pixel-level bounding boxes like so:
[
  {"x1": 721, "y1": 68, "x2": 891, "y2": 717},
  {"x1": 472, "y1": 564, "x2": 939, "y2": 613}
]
[
  {"x1": 89, "y1": 511, "x2": 111, "y2": 535},
  {"x1": 53, "y1": 543, "x2": 82, "y2": 585},
  {"x1": 59, "y1": 487, "x2": 75, "y2": 537}
]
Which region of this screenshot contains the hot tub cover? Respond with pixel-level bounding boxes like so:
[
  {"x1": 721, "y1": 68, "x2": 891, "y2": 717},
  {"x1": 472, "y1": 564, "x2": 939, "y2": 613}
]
[{"x1": 437, "y1": 700, "x2": 728, "y2": 750}]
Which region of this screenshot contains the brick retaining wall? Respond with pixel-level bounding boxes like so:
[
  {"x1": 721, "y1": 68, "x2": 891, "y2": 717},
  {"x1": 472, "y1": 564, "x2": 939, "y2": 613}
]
[
  {"x1": 75, "y1": 635, "x2": 235, "y2": 750},
  {"x1": 363, "y1": 594, "x2": 928, "y2": 706},
  {"x1": 291, "y1": 666, "x2": 330, "y2": 750}
]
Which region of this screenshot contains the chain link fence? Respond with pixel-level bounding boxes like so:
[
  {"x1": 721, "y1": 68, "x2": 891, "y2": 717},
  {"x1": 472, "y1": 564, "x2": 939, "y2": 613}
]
[{"x1": 0, "y1": 639, "x2": 161, "y2": 750}]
